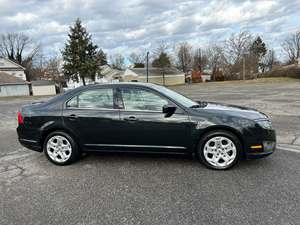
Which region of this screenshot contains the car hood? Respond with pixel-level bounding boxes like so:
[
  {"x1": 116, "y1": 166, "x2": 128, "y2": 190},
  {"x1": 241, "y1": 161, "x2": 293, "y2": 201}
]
[{"x1": 194, "y1": 101, "x2": 268, "y2": 120}]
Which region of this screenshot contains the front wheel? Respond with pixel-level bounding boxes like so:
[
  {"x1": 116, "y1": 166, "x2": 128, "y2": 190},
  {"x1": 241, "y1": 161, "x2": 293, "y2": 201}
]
[
  {"x1": 197, "y1": 131, "x2": 242, "y2": 170},
  {"x1": 44, "y1": 131, "x2": 80, "y2": 165}
]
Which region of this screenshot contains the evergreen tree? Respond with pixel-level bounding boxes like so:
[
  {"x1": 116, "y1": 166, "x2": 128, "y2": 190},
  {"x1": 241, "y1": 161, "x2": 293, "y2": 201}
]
[
  {"x1": 152, "y1": 52, "x2": 171, "y2": 85},
  {"x1": 97, "y1": 49, "x2": 107, "y2": 66},
  {"x1": 250, "y1": 36, "x2": 267, "y2": 72},
  {"x1": 62, "y1": 18, "x2": 100, "y2": 85}
]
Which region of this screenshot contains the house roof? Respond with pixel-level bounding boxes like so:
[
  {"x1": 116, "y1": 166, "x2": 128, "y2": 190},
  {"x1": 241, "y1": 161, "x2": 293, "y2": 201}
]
[
  {"x1": 0, "y1": 57, "x2": 26, "y2": 70},
  {"x1": 31, "y1": 80, "x2": 56, "y2": 86},
  {"x1": 100, "y1": 65, "x2": 123, "y2": 78},
  {"x1": 0, "y1": 72, "x2": 27, "y2": 85},
  {"x1": 128, "y1": 67, "x2": 183, "y2": 77}
]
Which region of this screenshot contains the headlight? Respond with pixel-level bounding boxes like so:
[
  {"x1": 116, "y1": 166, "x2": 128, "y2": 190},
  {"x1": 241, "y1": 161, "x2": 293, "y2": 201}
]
[{"x1": 256, "y1": 120, "x2": 272, "y2": 129}]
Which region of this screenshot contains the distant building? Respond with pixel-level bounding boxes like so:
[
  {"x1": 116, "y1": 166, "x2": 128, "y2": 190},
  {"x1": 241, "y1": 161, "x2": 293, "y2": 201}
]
[
  {"x1": 99, "y1": 65, "x2": 124, "y2": 82},
  {"x1": 124, "y1": 67, "x2": 185, "y2": 85},
  {"x1": 0, "y1": 72, "x2": 30, "y2": 97},
  {"x1": 65, "y1": 65, "x2": 124, "y2": 89},
  {"x1": 0, "y1": 57, "x2": 26, "y2": 81},
  {"x1": 31, "y1": 80, "x2": 56, "y2": 96}
]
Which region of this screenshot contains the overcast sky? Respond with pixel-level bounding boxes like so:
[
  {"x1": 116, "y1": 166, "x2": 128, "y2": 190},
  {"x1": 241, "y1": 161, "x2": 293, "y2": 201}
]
[{"x1": 0, "y1": 0, "x2": 299, "y2": 60}]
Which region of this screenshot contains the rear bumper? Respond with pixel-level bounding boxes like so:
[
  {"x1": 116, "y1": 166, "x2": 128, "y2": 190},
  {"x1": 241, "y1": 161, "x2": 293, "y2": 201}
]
[
  {"x1": 18, "y1": 138, "x2": 42, "y2": 152},
  {"x1": 17, "y1": 126, "x2": 43, "y2": 152}
]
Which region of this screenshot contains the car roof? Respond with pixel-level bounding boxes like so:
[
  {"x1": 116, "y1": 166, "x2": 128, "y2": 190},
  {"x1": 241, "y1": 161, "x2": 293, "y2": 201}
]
[
  {"x1": 91, "y1": 82, "x2": 159, "y2": 88},
  {"x1": 71, "y1": 82, "x2": 163, "y2": 92}
]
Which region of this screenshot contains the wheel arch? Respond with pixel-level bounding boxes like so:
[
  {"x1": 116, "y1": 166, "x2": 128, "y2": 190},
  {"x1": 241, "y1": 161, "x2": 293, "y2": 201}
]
[
  {"x1": 193, "y1": 125, "x2": 245, "y2": 154},
  {"x1": 40, "y1": 126, "x2": 80, "y2": 150}
]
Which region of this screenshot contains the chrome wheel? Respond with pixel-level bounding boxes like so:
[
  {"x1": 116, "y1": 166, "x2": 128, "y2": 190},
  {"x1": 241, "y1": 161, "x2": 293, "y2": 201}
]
[
  {"x1": 46, "y1": 135, "x2": 72, "y2": 163},
  {"x1": 203, "y1": 136, "x2": 237, "y2": 169}
]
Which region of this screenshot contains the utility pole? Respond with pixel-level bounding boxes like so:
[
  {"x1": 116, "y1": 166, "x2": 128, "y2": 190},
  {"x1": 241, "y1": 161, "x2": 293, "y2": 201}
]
[
  {"x1": 146, "y1": 51, "x2": 149, "y2": 83},
  {"x1": 242, "y1": 56, "x2": 246, "y2": 80}
]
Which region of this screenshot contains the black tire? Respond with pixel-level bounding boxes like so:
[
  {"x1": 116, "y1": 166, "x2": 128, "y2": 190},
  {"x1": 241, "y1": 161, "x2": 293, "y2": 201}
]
[
  {"x1": 43, "y1": 131, "x2": 80, "y2": 166},
  {"x1": 197, "y1": 130, "x2": 242, "y2": 170}
]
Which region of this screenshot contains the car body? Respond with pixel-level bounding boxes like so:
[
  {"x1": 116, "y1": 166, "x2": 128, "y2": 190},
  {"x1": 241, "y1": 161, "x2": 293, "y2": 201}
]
[{"x1": 17, "y1": 82, "x2": 276, "y2": 169}]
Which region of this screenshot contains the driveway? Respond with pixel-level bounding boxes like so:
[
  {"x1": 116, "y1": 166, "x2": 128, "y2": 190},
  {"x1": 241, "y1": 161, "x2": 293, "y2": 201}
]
[{"x1": 0, "y1": 81, "x2": 299, "y2": 225}]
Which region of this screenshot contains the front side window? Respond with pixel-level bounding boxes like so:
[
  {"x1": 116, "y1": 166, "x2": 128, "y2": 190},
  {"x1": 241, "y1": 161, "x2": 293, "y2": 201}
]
[
  {"x1": 121, "y1": 88, "x2": 168, "y2": 111},
  {"x1": 67, "y1": 88, "x2": 114, "y2": 109}
]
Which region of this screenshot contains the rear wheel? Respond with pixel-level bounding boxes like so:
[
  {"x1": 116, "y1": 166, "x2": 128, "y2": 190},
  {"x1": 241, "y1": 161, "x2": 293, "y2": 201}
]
[
  {"x1": 197, "y1": 130, "x2": 241, "y2": 170},
  {"x1": 44, "y1": 131, "x2": 80, "y2": 165}
]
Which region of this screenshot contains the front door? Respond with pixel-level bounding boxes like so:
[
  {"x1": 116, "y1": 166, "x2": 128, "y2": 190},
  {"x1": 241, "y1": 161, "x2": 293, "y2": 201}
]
[
  {"x1": 62, "y1": 87, "x2": 120, "y2": 151},
  {"x1": 117, "y1": 87, "x2": 192, "y2": 152}
]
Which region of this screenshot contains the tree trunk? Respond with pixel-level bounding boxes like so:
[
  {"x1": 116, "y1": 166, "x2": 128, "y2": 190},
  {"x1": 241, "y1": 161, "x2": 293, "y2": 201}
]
[
  {"x1": 82, "y1": 76, "x2": 86, "y2": 86},
  {"x1": 162, "y1": 71, "x2": 165, "y2": 86}
]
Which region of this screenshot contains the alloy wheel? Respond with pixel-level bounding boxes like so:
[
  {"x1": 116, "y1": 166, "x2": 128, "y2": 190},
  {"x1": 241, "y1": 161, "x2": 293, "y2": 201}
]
[
  {"x1": 203, "y1": 136, "x2": 237, "y2": 169},
  {"x1": 46, "y1": 135, "x2": 72, "y2": 163}
]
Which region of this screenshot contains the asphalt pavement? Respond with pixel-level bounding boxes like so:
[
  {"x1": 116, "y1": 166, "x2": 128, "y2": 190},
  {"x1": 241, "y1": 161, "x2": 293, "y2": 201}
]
[{"x1": 0, "y1": 81, "x2": 299, "y2": 225}]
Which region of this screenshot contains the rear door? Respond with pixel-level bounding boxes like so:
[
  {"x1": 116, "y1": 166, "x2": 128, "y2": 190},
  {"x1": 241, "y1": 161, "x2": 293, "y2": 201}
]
[
  {"x1": 117, "y1": 87, "x2": 191, "y2": 152},
  {"x1": 62, "y1": 87, "x2": 120, "y2": 151}
]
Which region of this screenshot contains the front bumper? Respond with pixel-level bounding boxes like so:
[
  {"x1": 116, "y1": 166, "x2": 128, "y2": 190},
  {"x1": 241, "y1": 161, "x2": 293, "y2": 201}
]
[{"x1": 244, "y1": 128, "x2": 276, "y2": 159}]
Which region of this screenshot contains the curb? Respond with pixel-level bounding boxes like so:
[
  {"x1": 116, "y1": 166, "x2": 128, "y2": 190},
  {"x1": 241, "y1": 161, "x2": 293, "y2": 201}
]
[{"x1": 277, "y1": 144, "x2": 300, "y2": 153}]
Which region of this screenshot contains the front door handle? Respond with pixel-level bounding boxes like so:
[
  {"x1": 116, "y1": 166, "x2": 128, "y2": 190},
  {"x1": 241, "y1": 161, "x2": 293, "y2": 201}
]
[
  {"x1": 67, "y1": 114, "x2": 78, "y2": 120},
  {"x1": 124, "y1": 116, "x2": 137, "y2": 122}
]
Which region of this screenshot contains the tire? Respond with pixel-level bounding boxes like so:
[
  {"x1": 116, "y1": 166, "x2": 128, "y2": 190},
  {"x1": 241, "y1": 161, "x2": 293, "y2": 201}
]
[
  {"x1": 197, "y1": 130, "x2": 242, "y2": 170},
  {"x1": 43, "y1": 131, "x2": 80, "y2": 166}
]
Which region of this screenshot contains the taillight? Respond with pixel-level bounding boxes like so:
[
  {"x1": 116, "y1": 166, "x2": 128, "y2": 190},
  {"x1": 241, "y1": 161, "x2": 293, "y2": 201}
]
[{"x1": 17, "y1": 111, "x2": 24, "y2": 125}]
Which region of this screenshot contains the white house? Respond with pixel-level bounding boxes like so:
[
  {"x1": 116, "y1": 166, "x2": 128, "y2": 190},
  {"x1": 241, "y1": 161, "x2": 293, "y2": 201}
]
[
  {"x1": 66, "y1": 65, "x2": 124, "y2": 89},
  {"x1": 123, "y1": 67, "x2": 185, "y2": 85},
  {"x1": 0, "y1": 57, "x2": 26, "y2": 81}
]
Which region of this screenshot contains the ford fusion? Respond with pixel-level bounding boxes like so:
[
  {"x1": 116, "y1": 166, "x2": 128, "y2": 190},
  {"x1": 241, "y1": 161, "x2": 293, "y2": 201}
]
[{"x1": 17, "y1": 83, "x2": 276, "y2": 169}]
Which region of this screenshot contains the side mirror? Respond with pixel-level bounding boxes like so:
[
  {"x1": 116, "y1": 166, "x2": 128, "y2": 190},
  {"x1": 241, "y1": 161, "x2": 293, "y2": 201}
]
[{"x1": 162, "y1": 104, "x2": 176, "y2": 117}]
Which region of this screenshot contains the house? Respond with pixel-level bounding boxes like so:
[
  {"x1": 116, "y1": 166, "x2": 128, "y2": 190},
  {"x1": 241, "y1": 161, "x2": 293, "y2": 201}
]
[
  {"x1": 99, "y1": 65, "x2": 124, "y2": 82},
  {"x1": 31, "y1": 80, "x2": 56, "y2": 96},
  {"x1": 0, "y1": 57, "x2": 26, "y2": 81},
  {"x1": 65, "y1": 65, "x2": 124, "y2": 89},
  {"x1": 123, "y1": 67, "x2": 185, "y2": 85},
  {"x1": 0, "y1": 72, "x2": 30, "y2": 97}
]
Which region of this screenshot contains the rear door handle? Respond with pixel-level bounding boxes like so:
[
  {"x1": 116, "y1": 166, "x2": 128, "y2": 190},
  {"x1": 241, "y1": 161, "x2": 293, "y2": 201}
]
[
  {"x1": 67, "y1": 114, "x2": 78, "y2": 120},
  {"x1": 124, "y1": 116, "x2": 137, "y2": 122}
]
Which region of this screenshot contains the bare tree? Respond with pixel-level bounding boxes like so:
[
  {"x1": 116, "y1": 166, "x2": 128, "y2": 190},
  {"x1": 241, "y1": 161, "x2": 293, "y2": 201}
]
[
  {"x1": 175, "y1": 42, "x2": 192, "y2": 73},
  {"x1": 128, "y1": 52, "x2": 145, "y2": 68},
  {"x1": 262, "y1": 49, "x2": 277, "y2": 72},
  {"x1": 207, "y1": 45, "x2": 227, "y2": 80},
  {"x1": 193, "y1": 48, "x2": 208, "y2": 72},
  {"x1": 0, "y1": 33, "x2": 40, "y2": 81},
  {"x1": 224, "y1": 31, "x2": 253, "y2": 64},
  {"x1": 282, "y1": 30, "x2": 300, "y2": 64},
  {"x1": 110, "y1": 54, "x2": 125, "y2": 70}
]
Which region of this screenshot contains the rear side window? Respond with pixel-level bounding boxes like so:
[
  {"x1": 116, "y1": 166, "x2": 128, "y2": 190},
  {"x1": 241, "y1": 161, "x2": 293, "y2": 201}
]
[{"x1": 66, "y1": 89, "x2": 114, "y2": 109}]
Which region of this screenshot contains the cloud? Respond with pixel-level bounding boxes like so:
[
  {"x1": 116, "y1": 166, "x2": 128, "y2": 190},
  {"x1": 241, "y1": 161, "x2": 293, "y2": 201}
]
[{"x1": 0, "y1": 0, "x2": 299, "y2": 59}]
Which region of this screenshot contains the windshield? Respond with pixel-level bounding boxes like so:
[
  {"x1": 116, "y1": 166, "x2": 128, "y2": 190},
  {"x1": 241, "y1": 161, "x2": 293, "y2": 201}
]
[{"x1": 154, "y1": 85, "x2": 198, "y2": 108}]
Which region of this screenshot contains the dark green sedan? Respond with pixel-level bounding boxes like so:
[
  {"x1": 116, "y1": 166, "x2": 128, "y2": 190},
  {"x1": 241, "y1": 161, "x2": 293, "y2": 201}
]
[{"x1": 17, "y1": 82, "x2": 276, "y2": 169}]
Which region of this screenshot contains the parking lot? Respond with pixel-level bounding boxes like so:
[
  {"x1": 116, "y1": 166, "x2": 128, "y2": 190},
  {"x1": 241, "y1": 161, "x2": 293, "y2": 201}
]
[{"x1": 1, "y1": 80, "x2": 300, "y2": 225}]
